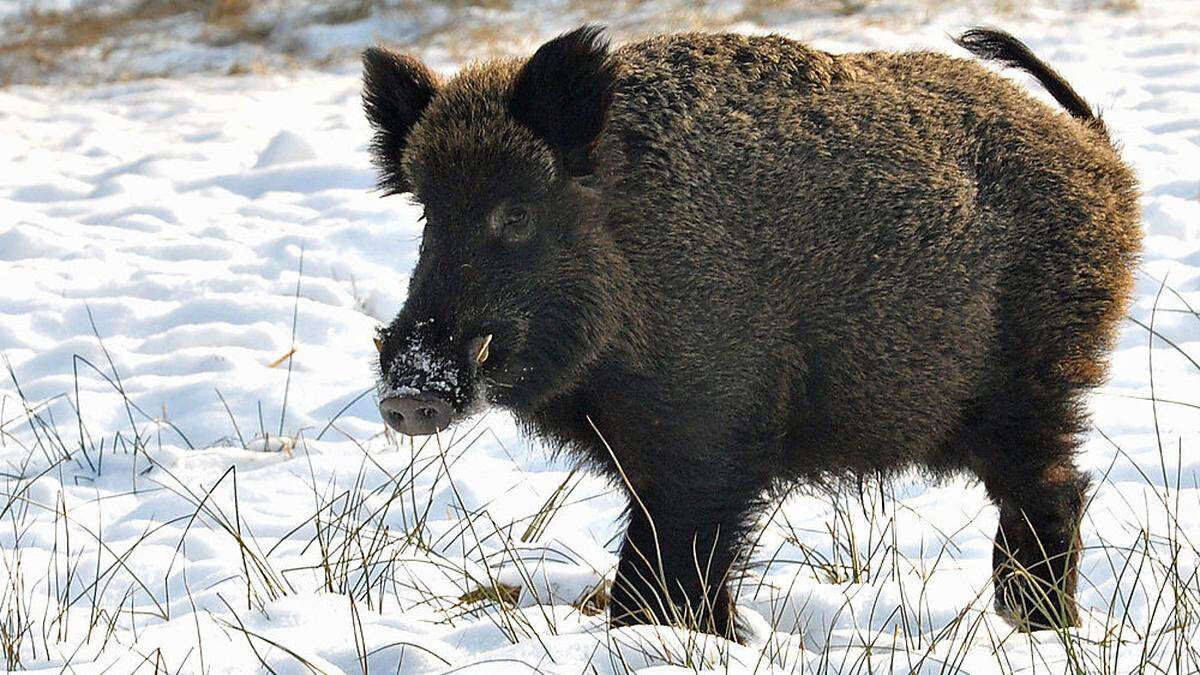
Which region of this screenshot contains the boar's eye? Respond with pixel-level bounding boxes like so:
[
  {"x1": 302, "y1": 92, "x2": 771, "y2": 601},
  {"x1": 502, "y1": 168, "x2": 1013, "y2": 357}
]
[{"x1": 489, "y1": 203, "x2": 535, "y2": 244}]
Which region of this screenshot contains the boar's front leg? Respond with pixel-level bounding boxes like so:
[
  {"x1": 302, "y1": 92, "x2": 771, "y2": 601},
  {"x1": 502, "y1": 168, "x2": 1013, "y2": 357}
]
[
  {"x1": 608, "y1": 459, "x2": 767, "y2": 640},
  {"x1": 986, "y1": 459, "x2": 1088, "y2": 630}
]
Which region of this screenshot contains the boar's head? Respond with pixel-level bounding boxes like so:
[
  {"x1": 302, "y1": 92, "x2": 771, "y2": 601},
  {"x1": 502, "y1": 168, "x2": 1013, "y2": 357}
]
[{"x1": 365, "y1": 27, "x2": 628, "y2": 436}]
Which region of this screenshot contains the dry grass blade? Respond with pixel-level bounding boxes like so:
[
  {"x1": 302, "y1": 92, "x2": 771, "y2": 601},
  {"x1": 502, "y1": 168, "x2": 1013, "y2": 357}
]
[{"x1": 267, "y1": 348, "x2": 298, "y2": 369}]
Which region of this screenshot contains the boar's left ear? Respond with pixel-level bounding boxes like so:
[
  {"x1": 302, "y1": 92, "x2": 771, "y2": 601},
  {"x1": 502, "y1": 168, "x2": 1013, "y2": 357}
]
[
  {"x1": 362, "y1": 47, "x2": 440, "y2": 195},
  {"x1": 509, "y1": 25, "x2": 616, "y2": 176}
]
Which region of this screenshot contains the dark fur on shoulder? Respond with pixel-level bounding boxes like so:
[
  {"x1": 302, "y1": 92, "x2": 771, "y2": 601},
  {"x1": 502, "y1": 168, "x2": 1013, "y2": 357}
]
[{"x1": 363, "y1": 26, "x2": 1141, "y2": 638}]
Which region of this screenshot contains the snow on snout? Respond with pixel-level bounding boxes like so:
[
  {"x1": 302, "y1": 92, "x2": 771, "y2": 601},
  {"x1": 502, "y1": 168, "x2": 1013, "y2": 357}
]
[{"x1": 377, "y1": 320, "x2": 466, "y2": 402}]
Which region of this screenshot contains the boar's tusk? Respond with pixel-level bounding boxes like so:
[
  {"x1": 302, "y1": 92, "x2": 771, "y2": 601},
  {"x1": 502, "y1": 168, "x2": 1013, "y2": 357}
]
[
  {"x1": 475, "y1": 334, "x2": 493, "y2": 365},
  {"x1": 374, "y1": 337, "x2": 383, "y2": 353}
]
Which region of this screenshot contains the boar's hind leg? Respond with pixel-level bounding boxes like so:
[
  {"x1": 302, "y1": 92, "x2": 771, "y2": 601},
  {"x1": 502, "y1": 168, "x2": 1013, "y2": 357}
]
[
  {"x1": 978, "y1": 414, "x2": 1089, "y2": 631},
  {"x1": 608, "y1": 472, "x2": 764, "y2": 640}
]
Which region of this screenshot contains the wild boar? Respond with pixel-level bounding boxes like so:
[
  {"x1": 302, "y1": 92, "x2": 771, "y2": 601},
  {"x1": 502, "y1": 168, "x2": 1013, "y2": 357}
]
[{"x1": 364, "y1": 26, "x2": 1141, "y2": 637}]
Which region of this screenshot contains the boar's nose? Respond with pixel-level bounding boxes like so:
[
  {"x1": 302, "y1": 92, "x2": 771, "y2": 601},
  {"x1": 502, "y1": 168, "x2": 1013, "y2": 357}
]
[{"x1": 379, "y1": 394, "x2": 452, "y2": 436}]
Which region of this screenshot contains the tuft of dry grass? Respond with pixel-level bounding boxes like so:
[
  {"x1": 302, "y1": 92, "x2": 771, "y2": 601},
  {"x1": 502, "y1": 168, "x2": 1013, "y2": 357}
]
[
  {"x1": 0, "y1": 0, "x2": 284, "y2": 84},
  {"x1": 458, "y1": 581, "x2": 521, "y2": 607},
  {"x1": 207, "y1": 0, "x2": 254, "y2": 25}
]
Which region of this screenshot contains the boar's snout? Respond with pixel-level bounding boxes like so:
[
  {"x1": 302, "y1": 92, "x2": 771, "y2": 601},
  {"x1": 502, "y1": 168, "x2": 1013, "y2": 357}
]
[{"x1": 379, "y1": 392, "x2": 453, "y2": 436}]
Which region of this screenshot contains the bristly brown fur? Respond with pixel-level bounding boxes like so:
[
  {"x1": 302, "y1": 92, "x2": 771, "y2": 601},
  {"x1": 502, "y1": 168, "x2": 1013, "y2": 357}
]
[{"x1": 364, "y1": 26, "x2": 1142, "y2": 639}]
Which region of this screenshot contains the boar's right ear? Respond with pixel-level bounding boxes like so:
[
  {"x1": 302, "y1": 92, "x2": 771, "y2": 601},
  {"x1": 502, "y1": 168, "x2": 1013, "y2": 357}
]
[
  {"x1": 362, "y1": 47, "x2": 439, "y2": 195},
  {"x1": 509, "y1": 25, "x2": 616, "y2": 176}
]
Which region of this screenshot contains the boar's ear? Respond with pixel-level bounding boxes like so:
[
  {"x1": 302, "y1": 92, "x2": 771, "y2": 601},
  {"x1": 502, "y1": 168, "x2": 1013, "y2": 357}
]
[
  {"x1": 509, "y1": 25, "x2": 616, "y2": 176},
  {"x1": 362, "y1": 47, "x2": 439, "y2": 195}
]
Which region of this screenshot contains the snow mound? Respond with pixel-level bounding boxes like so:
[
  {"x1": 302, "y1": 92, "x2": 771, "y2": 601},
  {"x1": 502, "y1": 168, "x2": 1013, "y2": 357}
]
[{"x1": 255, "y1": 130, "x2": 320, "y2": 168}]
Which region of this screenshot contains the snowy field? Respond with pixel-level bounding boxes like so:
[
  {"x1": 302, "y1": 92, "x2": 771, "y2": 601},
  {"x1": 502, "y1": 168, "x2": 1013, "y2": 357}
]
[{"x1": 2, "y1": 1, "x2": 1200, "y2": 672}]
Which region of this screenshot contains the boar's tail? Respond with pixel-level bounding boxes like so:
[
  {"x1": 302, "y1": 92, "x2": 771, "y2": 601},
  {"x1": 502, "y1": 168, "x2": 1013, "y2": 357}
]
[{"x1": 955, "y1": 28, "x2": 1106, "y2": 135}]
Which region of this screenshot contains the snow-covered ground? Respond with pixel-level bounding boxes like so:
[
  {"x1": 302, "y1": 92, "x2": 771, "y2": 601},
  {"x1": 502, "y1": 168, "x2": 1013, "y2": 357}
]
[{"x1": 2, "y1": 1, "x2": 1200, "y2": 672}]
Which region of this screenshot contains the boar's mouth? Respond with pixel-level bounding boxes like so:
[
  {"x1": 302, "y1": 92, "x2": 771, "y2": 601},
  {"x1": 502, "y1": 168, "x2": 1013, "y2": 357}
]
[
  {"x1": 376, "y1": 319, "x2": 531, "y2": 436},
  {"x1": 376, "y1": 344, "x2": 475, "y2": 436}
]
